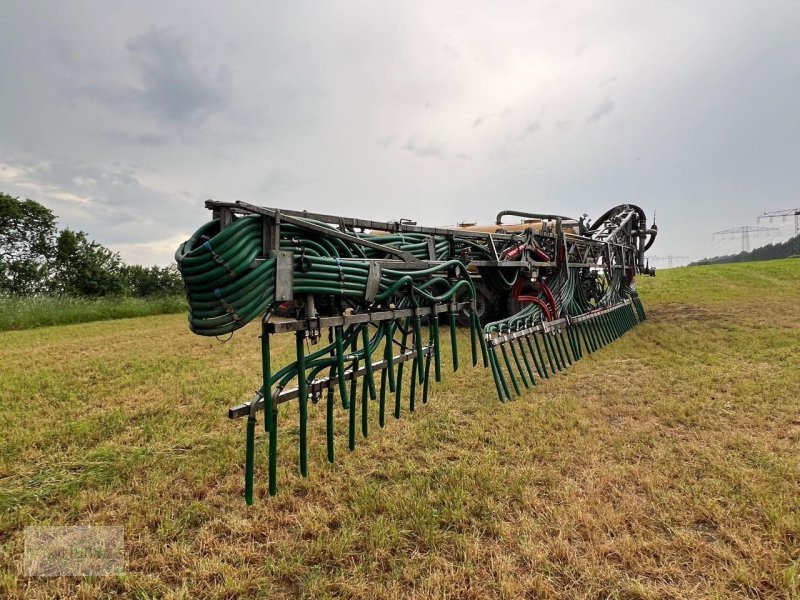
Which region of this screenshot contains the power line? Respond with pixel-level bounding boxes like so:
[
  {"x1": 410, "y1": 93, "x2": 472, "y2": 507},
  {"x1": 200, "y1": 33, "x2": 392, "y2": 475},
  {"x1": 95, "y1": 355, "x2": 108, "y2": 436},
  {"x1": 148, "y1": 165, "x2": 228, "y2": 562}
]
[
  {"x1": 757, "y1": 208, "x2": 800, "y2": 255},
  {"x1": 648, "y1": 255, "x2": 690, "y2": 269},
  {"x1": 712, "y1": 226, "x2": 779, "y2": 252}
]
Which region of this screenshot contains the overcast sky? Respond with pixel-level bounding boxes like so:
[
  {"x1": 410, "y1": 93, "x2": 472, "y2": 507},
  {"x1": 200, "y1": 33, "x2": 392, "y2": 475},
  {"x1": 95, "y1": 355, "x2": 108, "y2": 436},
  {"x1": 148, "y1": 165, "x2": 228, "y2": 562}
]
[{"x1": 1, "y1": 1, "x2": 798, "y2": 267}]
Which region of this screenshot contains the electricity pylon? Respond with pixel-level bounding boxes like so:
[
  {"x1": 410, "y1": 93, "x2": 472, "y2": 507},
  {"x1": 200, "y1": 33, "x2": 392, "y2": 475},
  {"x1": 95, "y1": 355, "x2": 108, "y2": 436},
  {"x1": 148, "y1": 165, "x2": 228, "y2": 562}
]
[
  {"x1": 758, "y1": 208, "x2": 800, "y2": 255},
  {"x1": 648, "y1": 255, "x2": 689, "y2": 269},
  {"x1": 712, "y1": 226, "x2": 778, "y2": 252}
]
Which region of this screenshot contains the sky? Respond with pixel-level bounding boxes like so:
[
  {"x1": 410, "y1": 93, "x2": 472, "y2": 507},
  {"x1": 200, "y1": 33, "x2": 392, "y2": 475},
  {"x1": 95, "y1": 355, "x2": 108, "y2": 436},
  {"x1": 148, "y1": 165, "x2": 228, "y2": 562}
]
[{"x1": 1, "y1": 1, "x2": 798, "y2": 267}]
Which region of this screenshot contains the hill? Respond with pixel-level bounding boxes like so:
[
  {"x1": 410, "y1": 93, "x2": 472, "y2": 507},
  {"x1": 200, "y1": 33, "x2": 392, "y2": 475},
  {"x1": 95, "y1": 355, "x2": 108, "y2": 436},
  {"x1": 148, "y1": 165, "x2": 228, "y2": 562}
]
[{"x1": 690, "y1": 234, "x2": 799, "y2": 266}]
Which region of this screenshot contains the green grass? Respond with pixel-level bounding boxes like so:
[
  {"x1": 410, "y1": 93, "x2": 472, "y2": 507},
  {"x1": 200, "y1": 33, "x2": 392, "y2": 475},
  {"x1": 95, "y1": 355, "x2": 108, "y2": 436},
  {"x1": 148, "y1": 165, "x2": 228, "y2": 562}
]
[
  {"x1": 643, "y1": 258, "x2": 800, "y2": 305},
  {"x1": 0, "y1": 259, "x2": 798, "y2": 598},
  {"x1": 0, "y1": 295, "x2": 186, "y2": 331}
]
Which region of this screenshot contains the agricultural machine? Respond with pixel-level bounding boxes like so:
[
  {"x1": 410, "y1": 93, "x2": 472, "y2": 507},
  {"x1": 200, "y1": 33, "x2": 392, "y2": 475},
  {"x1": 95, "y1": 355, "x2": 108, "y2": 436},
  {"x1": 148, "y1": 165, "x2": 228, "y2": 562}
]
[{"x1": 176, "y1": 201, "x2": 657, "y2": 503}]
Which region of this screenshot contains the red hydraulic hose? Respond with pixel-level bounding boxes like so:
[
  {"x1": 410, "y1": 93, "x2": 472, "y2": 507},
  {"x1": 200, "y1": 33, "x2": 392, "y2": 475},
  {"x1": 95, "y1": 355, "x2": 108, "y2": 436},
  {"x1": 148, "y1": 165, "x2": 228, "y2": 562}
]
[
  {"x1": 539, "y1": 282, "x2": 559, "y2": 319},
  {"x1": 513, "y1": 277, "x2": 553, "y2": 321},
  {"x1": 533, "y1": 248, "x2": 550, "y2": 262},
  {"x1": 517, "y1": 296, "x2": 552, "y2": 320}
]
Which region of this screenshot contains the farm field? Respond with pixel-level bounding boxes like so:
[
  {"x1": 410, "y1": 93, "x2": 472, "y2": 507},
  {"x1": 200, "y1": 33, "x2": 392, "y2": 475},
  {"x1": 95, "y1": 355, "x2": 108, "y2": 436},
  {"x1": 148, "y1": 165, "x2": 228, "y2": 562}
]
[
  {"x1": 0, "y1": 295, "x2": 186, "y2": 332},
  {"x1": 1, "y1": 259, "x2": 798, "y2": 598}
]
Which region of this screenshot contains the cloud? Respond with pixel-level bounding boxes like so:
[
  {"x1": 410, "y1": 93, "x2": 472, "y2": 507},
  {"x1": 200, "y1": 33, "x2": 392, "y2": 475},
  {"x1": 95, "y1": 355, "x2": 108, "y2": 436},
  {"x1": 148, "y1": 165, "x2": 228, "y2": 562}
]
[
  {"x1": 102, "y1": 131, "x2": 172, "y2": 146},
  {"x1": 598, "y1": 76, "x2": 617, "y2": 88},
  {"x1": 403, "y1": 137, "x2": 447, "y2": 159},
  {"x1": 1, "y1": 0, "x2": 800, "y2": 265},
  {"x1": 517, "y1": 121, "x2": 541, "y2": 141},
  {"x1": 84, "y1": 28, "x2": 232, "y2": 126},
  {"x1": 255, "y1": 169, "x2": 307, "y2": 198},
  {"x1": 0, "y1": 157, "x2": 197, "y2": 261},
  {"x1": 586, "y1": 97, "x2": 615, "y2": 123}
]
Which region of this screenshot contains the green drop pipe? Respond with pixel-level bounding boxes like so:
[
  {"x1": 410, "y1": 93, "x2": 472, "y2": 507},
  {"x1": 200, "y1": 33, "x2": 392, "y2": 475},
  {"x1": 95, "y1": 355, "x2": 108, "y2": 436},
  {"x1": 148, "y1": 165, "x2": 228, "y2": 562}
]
[
  {"x1": 488, "y1": 345, "x2": 510, "y2": 402},
  {"x1": 361, "y1": 325, "x2": 377, "y2": 400},
  {"x1": 334, "y1": 327, "x2": 349, "y2": 409},
  {"x1": 244, "y1": 415, "x2": 256, "y2": 505},
  {"x1": 431, "y1": 316, "x2": 442, "y2": 382},
  {"x1": 394, "y1": 318, "x2": 410, "y2": 419},
  {"x1": 361, "y1": 374, "x2": 369, "y2": 438},
  {"x1": 469, "y1": 312, "x2": 478, "y2": 367},
  {"x1": 509, "y1": 341, "x2": 530, "y2": 389},
  {"x1": 296, "y1": 331, "x2": 308, "y2": 477},
  {"x1": 268, "y1": 401, "x2": 277, "y2": 496},
  {"x1": 544, "y1": 333, "x2": 562, "y2": 371},
  {"x1": 409, "y1": 353, "x2": 418, "y2": 413},
  {"x1": 422, "y1": 349, "x2": 433, "y2": 404},
  {"x1": 499, "y1": 343, "x2": 521, "y2": 396},
  {"x1": 532, "y1": 334, "x2": 551, "y2": 378},
  {"x1": 474, "y1": 312, "x2": 489, "y2": 367},
  {"x1": 525, "y1": 335, "x2": 545, "y2": 379},
  {"x1": 349, "y1": 333, "x2": 358, "y2": 451},
  {"x1": 413, "y1": 316, "x2": 425, "y2": 381},
  {"x1": 384, "y1": 321, "x2": 396, "y2": 393},
  {"x1": 326, "y1": 372, "x2": 335, "y2": 463},
  {"x1": 378, "y1": 364, "x2": 388, "y2": 429},
  {"x1": 551, "y1": 331, "x2": 567, "y2": 369},
  {"x1": 449, "y1": 311, "x2": 459, "y2": 372},
  {"x1": 557, "y1": 330, "x2": 572, "y2": 366},
  {"x1": 517, "y1": 338, "x2": 537, "y2": 385},
  {"x1": 262, "y1": 330, "x2": 271, "y2": 432}
]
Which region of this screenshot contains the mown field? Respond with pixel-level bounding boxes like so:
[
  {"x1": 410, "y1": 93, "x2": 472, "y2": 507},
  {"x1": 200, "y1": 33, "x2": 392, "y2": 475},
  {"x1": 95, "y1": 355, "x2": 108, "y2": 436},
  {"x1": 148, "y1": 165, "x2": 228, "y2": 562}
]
[{"x1": 1, "y1": 259, "x2": 798, "y2": 599}]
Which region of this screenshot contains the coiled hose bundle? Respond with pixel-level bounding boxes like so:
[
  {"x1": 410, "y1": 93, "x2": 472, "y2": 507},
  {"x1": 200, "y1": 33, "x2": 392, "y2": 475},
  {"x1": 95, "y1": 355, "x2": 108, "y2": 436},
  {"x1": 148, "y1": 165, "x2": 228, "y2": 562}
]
[
  {"x1": 176, "y1": 215, "x2": 486, "y2": 339},
  {"x1": 176, "y1": 217, "x2": 277, "y2": 337}
]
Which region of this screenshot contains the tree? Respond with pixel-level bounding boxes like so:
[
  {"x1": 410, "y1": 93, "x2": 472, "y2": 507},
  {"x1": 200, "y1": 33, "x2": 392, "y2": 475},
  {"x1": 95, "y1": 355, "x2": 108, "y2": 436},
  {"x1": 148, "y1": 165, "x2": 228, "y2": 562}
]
[
  {"x1": 0, "y1": 193, "x2": 57, "y2": 295},
  {"x1": 122, "y1": 264, "x2": 184, "y2": 297},
  {"x1": 2, "y1": 191, "x2": 185, "y2": 298},
  {"x1": 51, "y1": 229, "x2": 127, "y2": 297},
  {"x1": 690, "y1": 234, "x2": 800, "y2": 266}
]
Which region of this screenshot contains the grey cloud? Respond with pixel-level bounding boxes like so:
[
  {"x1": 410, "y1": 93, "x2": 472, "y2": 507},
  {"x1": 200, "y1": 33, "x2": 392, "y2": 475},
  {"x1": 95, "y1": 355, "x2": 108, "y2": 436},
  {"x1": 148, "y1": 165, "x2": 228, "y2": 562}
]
[
  {"x1": 443, "y1": 42, "x2": 461, "y2": 60},
  {"x1": 586, "y1": 97, "x2": 615, "y2": 123},
  {"x1": 0, "y1": 157, "x2": 195, "y2": 250},
  {"x1": 1, "y1": 1, "x2": 800, "y2": 265},
  {"x1": 84, "y1": 28, "x2": 232, "y2": 126},
  {"x1": 517, "y1": 121, "x2": 541, "y2": 141},
  {"x1": 255, "y1": 169, "x2": 307, "y2": 199},
  {"x1": 471, "y1": 108, "x2": 513, "y2": 130},
  {"x1": 488, "y1": 143, "x2": 522, "y2": 162},
  {"x1": 404, "y1": 137, "x2": 446, "y2": 159},
  {"x1": 489, "y1": 147, "x2": 511, "y2": 162},
  {"x1": 598, "y1": 76, "x2": 617, "y2": 88},
  {"x1": 102, "y1": 131, "x2": 172, "y2": 146}
]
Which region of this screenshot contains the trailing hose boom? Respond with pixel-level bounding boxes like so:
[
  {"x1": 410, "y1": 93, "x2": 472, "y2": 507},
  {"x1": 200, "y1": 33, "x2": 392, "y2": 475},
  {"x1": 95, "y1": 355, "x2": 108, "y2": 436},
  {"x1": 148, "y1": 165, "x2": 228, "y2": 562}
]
[{"x1": 176, "y1": 200, "x2": 656, "y2": 502}]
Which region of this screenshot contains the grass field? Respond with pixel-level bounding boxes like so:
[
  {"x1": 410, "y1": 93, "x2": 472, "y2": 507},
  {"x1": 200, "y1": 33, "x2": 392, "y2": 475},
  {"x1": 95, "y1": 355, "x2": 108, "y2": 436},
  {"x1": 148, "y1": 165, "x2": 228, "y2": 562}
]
[
  {"x1": 0, "y1": 295, "x2": 186, "y2": 331},
  {"x1": 1, "y1": 259, "x2": 798, "y2": 598}
]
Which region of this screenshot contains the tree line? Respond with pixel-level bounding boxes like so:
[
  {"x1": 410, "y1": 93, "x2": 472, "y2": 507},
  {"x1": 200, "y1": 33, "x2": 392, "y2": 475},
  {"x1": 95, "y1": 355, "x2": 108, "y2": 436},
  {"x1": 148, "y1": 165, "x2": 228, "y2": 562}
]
[
  {"x1": 689, "y1": 234, "x2": 800, "y2": 266},
  {"x1": 1, "y1": 192, "x2": 183, "y2": 297}
]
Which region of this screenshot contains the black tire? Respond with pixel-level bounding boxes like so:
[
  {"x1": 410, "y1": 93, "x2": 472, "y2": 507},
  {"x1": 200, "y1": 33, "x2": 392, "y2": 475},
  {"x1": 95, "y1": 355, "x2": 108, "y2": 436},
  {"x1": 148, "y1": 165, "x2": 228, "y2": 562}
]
[{"x1": 456, "y1": 282, "x2": 494, "y2": 326}]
